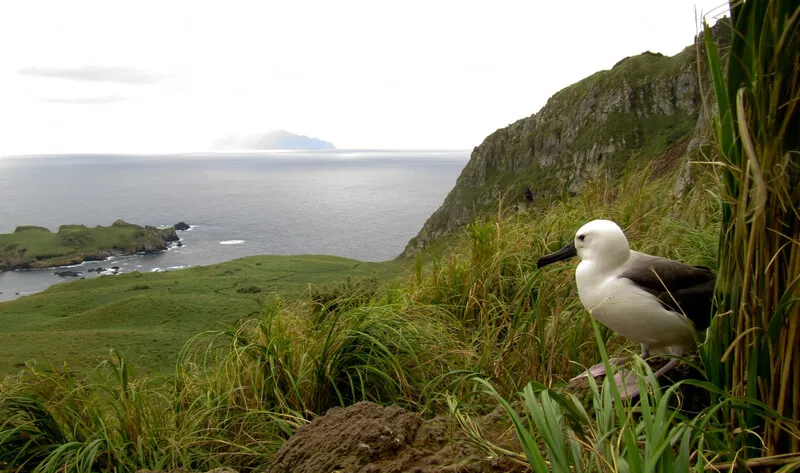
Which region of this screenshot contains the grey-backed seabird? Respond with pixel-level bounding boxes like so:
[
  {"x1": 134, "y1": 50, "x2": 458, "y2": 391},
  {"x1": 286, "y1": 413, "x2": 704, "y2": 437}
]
[{"x1": 537, "y1": 219, "x2": 715, "y2": 397}]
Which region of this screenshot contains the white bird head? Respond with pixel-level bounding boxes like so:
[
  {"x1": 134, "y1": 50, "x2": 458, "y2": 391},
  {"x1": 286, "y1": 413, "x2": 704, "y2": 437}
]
[
  {"x1": 574, "y1": 219, "x2": 630, "y2": 264},
  {"x1": 537, "y1": 219, "x2": 630, "y2": 269}
]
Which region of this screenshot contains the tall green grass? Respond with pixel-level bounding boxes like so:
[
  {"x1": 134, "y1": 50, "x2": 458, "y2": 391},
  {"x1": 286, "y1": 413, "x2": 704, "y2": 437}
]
[
  {"x1": 408, "y1": 165, "x2": 718, "y2": 392},
  {"x1": 0, "y1": 354, "x2": 179, "y2": 472},
  {"x1": 701, "y1": 0, "x2": 800, "y2": 457},
  {"x1": 456, "y1": 318, "x2": 800, "y2": 473},
  {"x1": 461, "y1": 322, "x2": 700, "y2": 473}
]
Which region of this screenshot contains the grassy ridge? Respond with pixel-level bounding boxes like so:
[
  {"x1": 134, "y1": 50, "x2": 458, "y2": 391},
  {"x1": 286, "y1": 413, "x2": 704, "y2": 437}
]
[
  {"x1": 0, "y1": 220, "x2": 179, "y2": 270},
  {"x1": 0, "y1": 255, "x2": 403, "y2": 375}
]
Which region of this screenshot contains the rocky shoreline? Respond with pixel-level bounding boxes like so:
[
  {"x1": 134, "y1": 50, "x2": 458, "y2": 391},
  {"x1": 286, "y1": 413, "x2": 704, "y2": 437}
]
[{"x1": 0, "y1": 220, "x2": 191, "y2": 272}]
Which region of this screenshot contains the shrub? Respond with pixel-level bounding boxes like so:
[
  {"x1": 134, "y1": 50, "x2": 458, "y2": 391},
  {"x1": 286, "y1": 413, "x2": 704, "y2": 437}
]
[{"x1": 237, "y1": 285, "x2": 262, "y2": 294}]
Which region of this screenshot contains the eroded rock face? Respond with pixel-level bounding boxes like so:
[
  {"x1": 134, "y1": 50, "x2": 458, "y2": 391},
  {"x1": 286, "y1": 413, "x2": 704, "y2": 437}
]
[
  {"x1": 268, "y1": 401, "x2": 524, "y2": 473},
  {"x1": 402, "y1": 21, "x2": 730, "y2": 258}
]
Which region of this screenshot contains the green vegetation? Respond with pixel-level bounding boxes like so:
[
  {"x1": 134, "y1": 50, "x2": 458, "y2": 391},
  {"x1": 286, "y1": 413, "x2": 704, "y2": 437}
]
[
  {"x1": 0, "y1": 162, "x2": 725, "y2": 472},
  {"x1": 467, "y1": 2, "x2": 800, "y2": 472},
  {"x1": 0, "y1": 255, "x2": 402, "y2": 375},
  {"x1": 701, "y1": 0, "x2": 800, "y2": 456},
  {"x1": 1, "y1": 3, "x2": 797, "y2": 471},
  {"x1": 0, "y1": 220, "x2": 178, "y2": 270}
]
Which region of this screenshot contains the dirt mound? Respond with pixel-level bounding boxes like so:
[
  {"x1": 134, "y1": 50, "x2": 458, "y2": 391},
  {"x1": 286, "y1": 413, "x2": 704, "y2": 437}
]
[{"x1": 268, "y1": 401, "x2": 526, "y2": 473}]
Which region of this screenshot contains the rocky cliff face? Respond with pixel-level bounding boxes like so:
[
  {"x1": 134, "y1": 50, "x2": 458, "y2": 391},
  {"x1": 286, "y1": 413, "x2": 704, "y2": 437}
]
[{"x1": 402, "y1": 22, "x2": 729, "y2": 258}]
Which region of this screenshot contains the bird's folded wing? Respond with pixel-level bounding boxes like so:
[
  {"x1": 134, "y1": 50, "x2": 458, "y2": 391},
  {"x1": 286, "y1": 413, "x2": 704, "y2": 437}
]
[{"x1": 621, "y1": 252, "x2": 716, "y2": 330}]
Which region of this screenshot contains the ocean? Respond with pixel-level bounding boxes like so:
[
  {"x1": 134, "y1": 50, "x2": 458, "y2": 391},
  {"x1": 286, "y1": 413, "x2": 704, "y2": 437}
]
[{"x1": 0, "y1": 150, "x2": 469, "y2": 301}]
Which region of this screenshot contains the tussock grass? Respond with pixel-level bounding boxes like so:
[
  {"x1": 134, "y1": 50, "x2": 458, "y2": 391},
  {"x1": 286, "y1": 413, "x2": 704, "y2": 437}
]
[
  {"x1": 0, "y1": 354, "x2": 178, "y2": 472},
  {"x1": 408, "y1": 165, "x2": 718, "y2": 393},
  {"x1": 701, "y1": 0, "x2": 800, "y2": 457},
  {"x1": 461, "y1": 3, "x2": 800, "y2": 472}
]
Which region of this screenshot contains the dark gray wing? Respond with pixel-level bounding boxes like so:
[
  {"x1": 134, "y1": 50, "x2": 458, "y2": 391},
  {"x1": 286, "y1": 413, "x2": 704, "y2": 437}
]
[{"x1": 621, "y1": 252, "x2": 716, "y2": 330}]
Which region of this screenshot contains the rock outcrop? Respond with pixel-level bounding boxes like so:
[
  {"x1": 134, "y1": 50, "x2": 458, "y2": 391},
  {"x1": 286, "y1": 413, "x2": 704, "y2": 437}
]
[
  {"x1": 0, "y1": 220, "x2": 182, "y2": 271},
  {"x1": 402, "y1": 20, "x2": 730, "y2": 258}
]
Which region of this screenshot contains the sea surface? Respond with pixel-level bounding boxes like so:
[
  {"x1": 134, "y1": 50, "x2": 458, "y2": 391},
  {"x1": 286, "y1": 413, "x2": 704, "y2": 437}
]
[{"x1": 0, "y1": 150, "x2": 469, "y2": 301}]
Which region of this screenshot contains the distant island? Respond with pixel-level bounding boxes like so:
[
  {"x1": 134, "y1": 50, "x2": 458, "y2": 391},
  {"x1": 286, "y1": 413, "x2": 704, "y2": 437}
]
[
  {"x1": 0, "y1": 220, "x2": 189, "y2": 272},
  {"x1": 210, "y1": 130, "x2": 335, "y2": 150}
]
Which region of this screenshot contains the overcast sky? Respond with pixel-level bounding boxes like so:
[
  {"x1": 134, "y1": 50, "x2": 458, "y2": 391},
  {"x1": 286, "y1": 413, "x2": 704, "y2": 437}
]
[{"x1": 0, "y1": 0, "x2": 728, "y2": 155}]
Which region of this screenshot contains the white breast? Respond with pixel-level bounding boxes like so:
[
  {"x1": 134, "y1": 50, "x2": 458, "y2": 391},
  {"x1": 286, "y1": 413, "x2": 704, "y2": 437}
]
[{"x1": 576, "y1": 262, "x2": 695, "y2": 355}]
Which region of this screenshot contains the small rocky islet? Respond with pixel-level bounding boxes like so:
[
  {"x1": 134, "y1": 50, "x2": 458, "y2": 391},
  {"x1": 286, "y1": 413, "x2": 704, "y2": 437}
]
[{"x1": 0, "y1": 220, "x2": 190, "y2": 272}]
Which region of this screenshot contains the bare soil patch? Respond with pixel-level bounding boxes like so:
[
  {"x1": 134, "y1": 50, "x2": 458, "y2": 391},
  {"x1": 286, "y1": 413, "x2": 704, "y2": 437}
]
[{"x1": 268, "y1": 401, "x2": 526, "y2": 473}]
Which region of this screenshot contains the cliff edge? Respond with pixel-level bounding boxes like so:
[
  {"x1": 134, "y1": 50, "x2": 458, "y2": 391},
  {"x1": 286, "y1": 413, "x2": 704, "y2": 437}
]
[{"x1": 402, "y1": 21, "x2": 729, "y2": 258}]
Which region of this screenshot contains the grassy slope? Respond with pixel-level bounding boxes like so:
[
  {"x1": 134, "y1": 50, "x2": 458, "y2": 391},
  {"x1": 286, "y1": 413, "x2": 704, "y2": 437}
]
[{"x1": 0, "y1": 254, "x2": 404, "y2": 375}]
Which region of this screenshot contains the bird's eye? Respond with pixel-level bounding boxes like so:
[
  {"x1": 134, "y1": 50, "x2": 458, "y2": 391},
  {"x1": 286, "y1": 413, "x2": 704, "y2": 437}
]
[{"x1": 578, "y1": 234, "x2": 586, "y2": 241}]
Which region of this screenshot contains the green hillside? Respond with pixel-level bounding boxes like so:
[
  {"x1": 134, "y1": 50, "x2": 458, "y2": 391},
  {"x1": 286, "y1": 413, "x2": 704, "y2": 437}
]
[{"x1": 0, "y1": 255, "x2": 403, "y2": 375}]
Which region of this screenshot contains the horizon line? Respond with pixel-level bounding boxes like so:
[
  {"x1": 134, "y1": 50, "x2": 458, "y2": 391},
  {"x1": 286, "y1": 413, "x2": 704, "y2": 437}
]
[{"x1": 0, "y1": 148, "x2": 474, "y2": 159}]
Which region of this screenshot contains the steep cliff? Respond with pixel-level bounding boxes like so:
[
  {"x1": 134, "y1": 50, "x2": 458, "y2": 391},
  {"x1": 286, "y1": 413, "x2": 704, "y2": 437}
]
[{"x1": 403, "y1": 22, "x2": 728, "y2": 258}]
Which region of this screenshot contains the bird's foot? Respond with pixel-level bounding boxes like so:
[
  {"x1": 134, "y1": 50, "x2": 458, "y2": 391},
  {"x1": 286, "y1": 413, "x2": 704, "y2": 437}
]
[
  {"x1": 613, "y1": 369, "x2": 641, "y2": 399},
  {"x1": 613, "y1": 358, "x2": 683, "y2": 400},
  {"x1": 570, "y1": 357, "x2": 626, "y2": 381}
]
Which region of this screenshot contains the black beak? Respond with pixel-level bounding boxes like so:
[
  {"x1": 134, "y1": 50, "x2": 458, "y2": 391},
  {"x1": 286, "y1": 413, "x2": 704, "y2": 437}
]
[{"x1": 537, "y1": 241, "x2": 577, "y2": 268}]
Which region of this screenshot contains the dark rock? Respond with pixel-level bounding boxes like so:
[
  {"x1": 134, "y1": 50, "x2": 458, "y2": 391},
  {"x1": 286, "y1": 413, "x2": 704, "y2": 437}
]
[
  {"x1": 174, "y1": 221, "x2": 190, "y2": 231},
  {"x1": 176, "y1": 241, "x2": 183, "y2": 247},
  {"x1": 54, "y1": 270, "x2": 81, "y2": 277},
  {"x1": 137, "y1": 241, "x2": 166, "y2": 253},
  {"x1": 111, "y1": 266, "x2": 120, "y2": 271},
  {"x1": 161, "y1": 227, "x2": 180, "y2": 242}
]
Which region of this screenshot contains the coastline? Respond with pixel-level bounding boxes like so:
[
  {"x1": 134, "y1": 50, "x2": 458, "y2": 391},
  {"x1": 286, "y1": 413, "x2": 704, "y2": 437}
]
[{"x1": 0, "y1": 220, "x2": 186, "y2": 272}]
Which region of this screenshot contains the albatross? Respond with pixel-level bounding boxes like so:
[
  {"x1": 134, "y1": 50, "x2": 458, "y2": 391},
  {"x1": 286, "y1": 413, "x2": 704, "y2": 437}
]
[{"x1": 536, "y1": 219, "x2": 715, "y2": 397}]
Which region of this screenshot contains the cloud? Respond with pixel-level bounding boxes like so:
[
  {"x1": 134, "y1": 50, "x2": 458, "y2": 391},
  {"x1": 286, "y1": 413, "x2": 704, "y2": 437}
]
[
  {"x1": 20, "y1": 66, "x2": 168, "y2": 84},
  {"x1": 41, "y1": 95, "x2": 128, "y2": 104}
]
